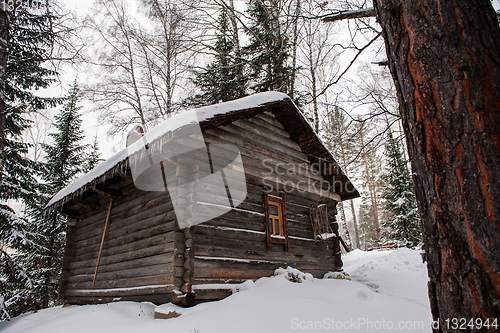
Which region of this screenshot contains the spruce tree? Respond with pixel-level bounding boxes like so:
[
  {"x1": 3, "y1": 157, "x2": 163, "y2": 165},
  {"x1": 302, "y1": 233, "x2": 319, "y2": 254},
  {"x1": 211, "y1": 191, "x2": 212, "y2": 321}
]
[
  {"x1": 1, "y1": 5, "x2": 61, "y2": 319},
  {"x1": 380, "y1": 128, "x2": 421, "y2": 248},
  {"x1": 83, "y1": 134, "x2": 103, "y2": 173},
  {"x1": 22, "y1": 83, "x2": 87, "y2": 311},
  {"x1": 244, "y1": 0, "x2": 295, "y2": 96},
  {"x1": 350, "y1": 119, "x2": 386, "y2": 246},
  {"x1": 358, "y1": 196, "x2": 379, "y2": 249},
  {"x1": 186, "y1": 10, "x2": 247, "y2": 106}
]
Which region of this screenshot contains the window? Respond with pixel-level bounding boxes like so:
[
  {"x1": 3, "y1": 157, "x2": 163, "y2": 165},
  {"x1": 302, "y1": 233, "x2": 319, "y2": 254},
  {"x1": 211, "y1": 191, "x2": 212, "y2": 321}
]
[
  {"x1": 263, "y1": 191, "x2": 289, "y2": 251},
  {"x1": 268, "y1": 202, "x2": 283, "y2": 236}
]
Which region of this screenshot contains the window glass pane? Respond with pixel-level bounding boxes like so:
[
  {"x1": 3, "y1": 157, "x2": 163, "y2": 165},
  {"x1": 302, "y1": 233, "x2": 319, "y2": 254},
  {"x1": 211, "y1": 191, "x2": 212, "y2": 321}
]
[
  {"x1": 274, "y1": 219, "x2": 280, "y2": 235},
  {"x1": 269, "y1": 204, "x2": 278, "y2": 216},
  {"x1": 269, "y1": 218, "x2": 273, "y2": 234}
]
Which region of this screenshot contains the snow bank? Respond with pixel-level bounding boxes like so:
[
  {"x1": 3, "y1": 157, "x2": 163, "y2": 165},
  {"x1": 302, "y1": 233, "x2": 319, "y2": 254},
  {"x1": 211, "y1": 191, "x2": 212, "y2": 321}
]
[
  {"x1": 0, "y1": 248, "x2": 432, "y2": 333},
  {"x1": 342, "y1": 248, "x2": 430, "y2": 309},
  {"x1": 274, "y1": 266, "x2": 314, "y2": 283}
]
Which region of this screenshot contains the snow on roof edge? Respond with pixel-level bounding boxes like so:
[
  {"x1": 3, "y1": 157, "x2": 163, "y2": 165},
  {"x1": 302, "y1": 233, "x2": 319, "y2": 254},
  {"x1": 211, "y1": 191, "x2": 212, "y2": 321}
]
[{"x1": 46, "y1": 92, "x2": 289, "y2": 209}]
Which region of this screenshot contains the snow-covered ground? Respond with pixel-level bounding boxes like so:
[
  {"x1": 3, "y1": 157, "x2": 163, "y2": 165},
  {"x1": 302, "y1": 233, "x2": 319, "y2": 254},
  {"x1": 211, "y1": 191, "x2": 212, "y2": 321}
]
[{"x1": 0, "y1": 248, "x2": 432, "y2": 332}]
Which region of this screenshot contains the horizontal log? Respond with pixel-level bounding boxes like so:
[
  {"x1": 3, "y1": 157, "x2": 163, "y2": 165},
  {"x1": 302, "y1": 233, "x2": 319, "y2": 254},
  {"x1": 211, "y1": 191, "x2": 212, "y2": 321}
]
[
  {"x1": 205, "y1": 127, "x2": 308, "y2": 164},
  {"x1": 64, "y1": 284, "x2": 175, "y2": 298},
  {"x1": 195, "y1": 230, "x2": 333, "y2": 255},
  {"x1": 62, "y1": 293, "x2": 174, "y2": 305},
  {"x1": 187, "y1": 202, "x2": 265, "y2": 226},
  {"x1": 69, "y1": 242, "x2": 175, "y2": 271},
  {"x1": 192, "y1": 288, "x2": 232, "y2": 300},
  {"x1": 66, "y1": 272, "x2": 174, "y2": 290},
  {"x1": 231, "y1": 118, "x2": 301, "y2": 151},
  {"x1": 244, "y1": 179, "x2": 326, "y2": 206},
  {"x1": 194, "y1": 267, "x2": 275, "y2": 280},
  {"x1": 74, "y1": 198, "x2": 174, "y2": 243},
  {"x1": 193, "y1": 278, "x2": 247, "y2": 285},
  {"x1": 74, "y1": 211, "x2": 175, "y2": 253},
  {"x1": 254, "y1": 112, "x2": 285, "y2": 129},
  {"x1": 194, "y1": 255, "x2": 334, "y2": 271},
  {"x1": 201, "y1": 216, "x2": 265, "y2": 233},
  {"x1": 245, "y1": 114, "x2": 290, "y2": 138},
  {"x1": 195, "y1": 223, "x2": 266, "y2": 243},
  {"x1": 74, "y1": 218, "x2": 176, "y2": 256},
  {"x1": 72, "y1": 229, "x2": 176, "y2": 262},
  {"x1": 77, "y1": 186, "x2": 156, "y2": 225},
  {"x1": 194, "y1": 240, "x2": 334, "y2": 264},
  {"x1": 203, "y1": 132, "x2": 319, "y2": 181},
  {"x1": 69, "y1": 262, "x2": 175, "y2": 284},
  {"x1": 70, "y1": 252, "x2": 175, "y2": 276}
]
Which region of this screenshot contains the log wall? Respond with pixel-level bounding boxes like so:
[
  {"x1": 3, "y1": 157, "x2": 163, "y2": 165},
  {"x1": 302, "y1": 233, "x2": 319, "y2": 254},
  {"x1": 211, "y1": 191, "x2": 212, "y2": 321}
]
[
  {"x1": 193, "y1": 112, "x2": 341, "y2": 296},
  {"x1": 59, "y1": 183, "x2": 177, "y2": 305},
  {"x1": 59, "y1": 111, "x2": 343, "y2": 304}
]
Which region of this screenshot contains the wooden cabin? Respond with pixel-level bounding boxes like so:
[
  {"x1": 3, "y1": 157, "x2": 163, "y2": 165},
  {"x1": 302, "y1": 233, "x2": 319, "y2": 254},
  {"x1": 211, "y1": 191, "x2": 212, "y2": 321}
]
[{"x1": 47, "y1": 92, "x2": 359, "y2": 306}]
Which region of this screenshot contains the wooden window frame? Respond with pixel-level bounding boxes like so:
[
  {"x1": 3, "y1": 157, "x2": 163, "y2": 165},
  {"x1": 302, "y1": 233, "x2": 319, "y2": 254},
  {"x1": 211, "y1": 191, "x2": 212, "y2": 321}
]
[{"x1": 263, "y1": 191, "x2": 290, "y2": 251}]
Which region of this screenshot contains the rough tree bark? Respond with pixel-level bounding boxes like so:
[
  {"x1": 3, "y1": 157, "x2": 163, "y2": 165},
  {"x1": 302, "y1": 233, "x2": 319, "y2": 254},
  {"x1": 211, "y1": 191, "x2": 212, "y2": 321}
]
[
  {"x1": 373, "y1": 0, "x2": 500, "y2": 329},
  {"x1": 0, "y1": 9, "x2": 8, "y2": 186}
]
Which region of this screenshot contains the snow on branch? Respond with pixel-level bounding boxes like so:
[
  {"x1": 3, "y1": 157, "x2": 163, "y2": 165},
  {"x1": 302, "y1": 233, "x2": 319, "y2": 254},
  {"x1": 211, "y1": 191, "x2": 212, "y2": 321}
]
[{"x1": 322, "y1": 8, "x2": 376, "y2": 23}]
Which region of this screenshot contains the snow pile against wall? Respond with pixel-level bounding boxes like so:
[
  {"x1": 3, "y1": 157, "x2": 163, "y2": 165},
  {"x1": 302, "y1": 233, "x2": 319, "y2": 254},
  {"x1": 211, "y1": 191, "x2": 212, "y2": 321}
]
[{"x1": 274, "y1": 266, "x2": 314, "y2": 283}]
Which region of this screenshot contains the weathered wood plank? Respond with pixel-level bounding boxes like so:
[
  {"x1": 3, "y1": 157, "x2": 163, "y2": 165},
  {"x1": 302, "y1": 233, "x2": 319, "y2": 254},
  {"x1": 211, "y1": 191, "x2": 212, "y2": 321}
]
[
  {"x1": 73, "y1": 212, "x2": 175, "y2": 251},
  {"x1": 72, "y1": 229, "x2": 176, "y2": 262},
  {"x1": 62, "y1": 293, "x2": 174, "y2": 305},
  {"x1": 69, "y1": 263, "x2": 175, "y2": 284},
  {"x1": 74, "y1": 196, "x2": 173, "y2": 242},
  {"x1": 194, "y1": 244, "x2": 333, "y2": 264},
  {"x1": 205, "y1": 127, "x2": 308, "y2": 163},
  {"x1": 69, "y1": 242, "x2": 175, "y2": 271},
  {"x1": 245, "y1": 114, "x2": 290, "y2": 138},
  {"x1": 254, "y1": 112, "x2": 285, "y2": 129},
  {"x1": 192, "y1": 288, "x2": 232, "y2": 300},
  {"x1": 70, "y1": 252, "x2": 175, "y2": 276},
  {"x1": 65, "y1": 284, "x2": 175, "y2": 297},
  {"x1": 231, "y1": 118, "x2": 301, "y2": 151},
  {"x1": 66, "y1": 273, "x2": 174, "y2": 291}
]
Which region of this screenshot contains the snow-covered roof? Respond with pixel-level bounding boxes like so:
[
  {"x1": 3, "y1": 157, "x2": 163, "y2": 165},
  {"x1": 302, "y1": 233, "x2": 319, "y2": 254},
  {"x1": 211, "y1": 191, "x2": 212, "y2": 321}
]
[
  {"x1": 47, "y1": 92, "x2": 291, "y2": 209},
  {"x1": 47, "y1": 91, "x2": 359, "y2": 211}
]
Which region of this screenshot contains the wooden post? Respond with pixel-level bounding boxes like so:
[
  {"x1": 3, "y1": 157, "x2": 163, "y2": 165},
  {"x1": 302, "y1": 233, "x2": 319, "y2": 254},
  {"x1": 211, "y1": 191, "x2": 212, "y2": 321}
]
[
  {"x1": 263, "y1": 190, "x2": 271, "y2": 249},
  {"x1": 92, "y1": 198, "x2": 113, "y2": 287},
  {"x1": 281, "y1": 191, "x2": 290, "y2": 251}
]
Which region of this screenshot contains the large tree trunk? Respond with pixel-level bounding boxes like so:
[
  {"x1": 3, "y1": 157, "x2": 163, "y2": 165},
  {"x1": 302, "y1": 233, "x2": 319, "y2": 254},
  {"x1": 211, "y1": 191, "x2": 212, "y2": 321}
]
[
  {"x1": 0, "y1": 10, "x2": 8, "y2": 186},
  {"x1": 373, "y1": 0, "x2": 500, "y2": 329}
]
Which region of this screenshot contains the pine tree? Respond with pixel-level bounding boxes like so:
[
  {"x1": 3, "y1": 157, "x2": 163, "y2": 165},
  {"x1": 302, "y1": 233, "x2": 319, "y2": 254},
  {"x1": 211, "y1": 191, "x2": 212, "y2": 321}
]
[
  {"x1": 186, "y1": 9, "x2": 247, "y2": 106},
  {"x1": 322, "y1": 106, "x2": 360, "y2": 248},
  {"x1": 21, "y1": 83, "x2": 87, "y2": 312},
  {"x1": 351, "y1": 119, "x2": 385, "y2": 246},
  {"x1": 244, "y1": 0, "x2": 294, "y2": 95},
  {"x1": 380, "y1": 128, "x2": 421, "y2": 248},
  {"x1": 1, "y1": 6, "x2": 62, "y2": 319}
]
